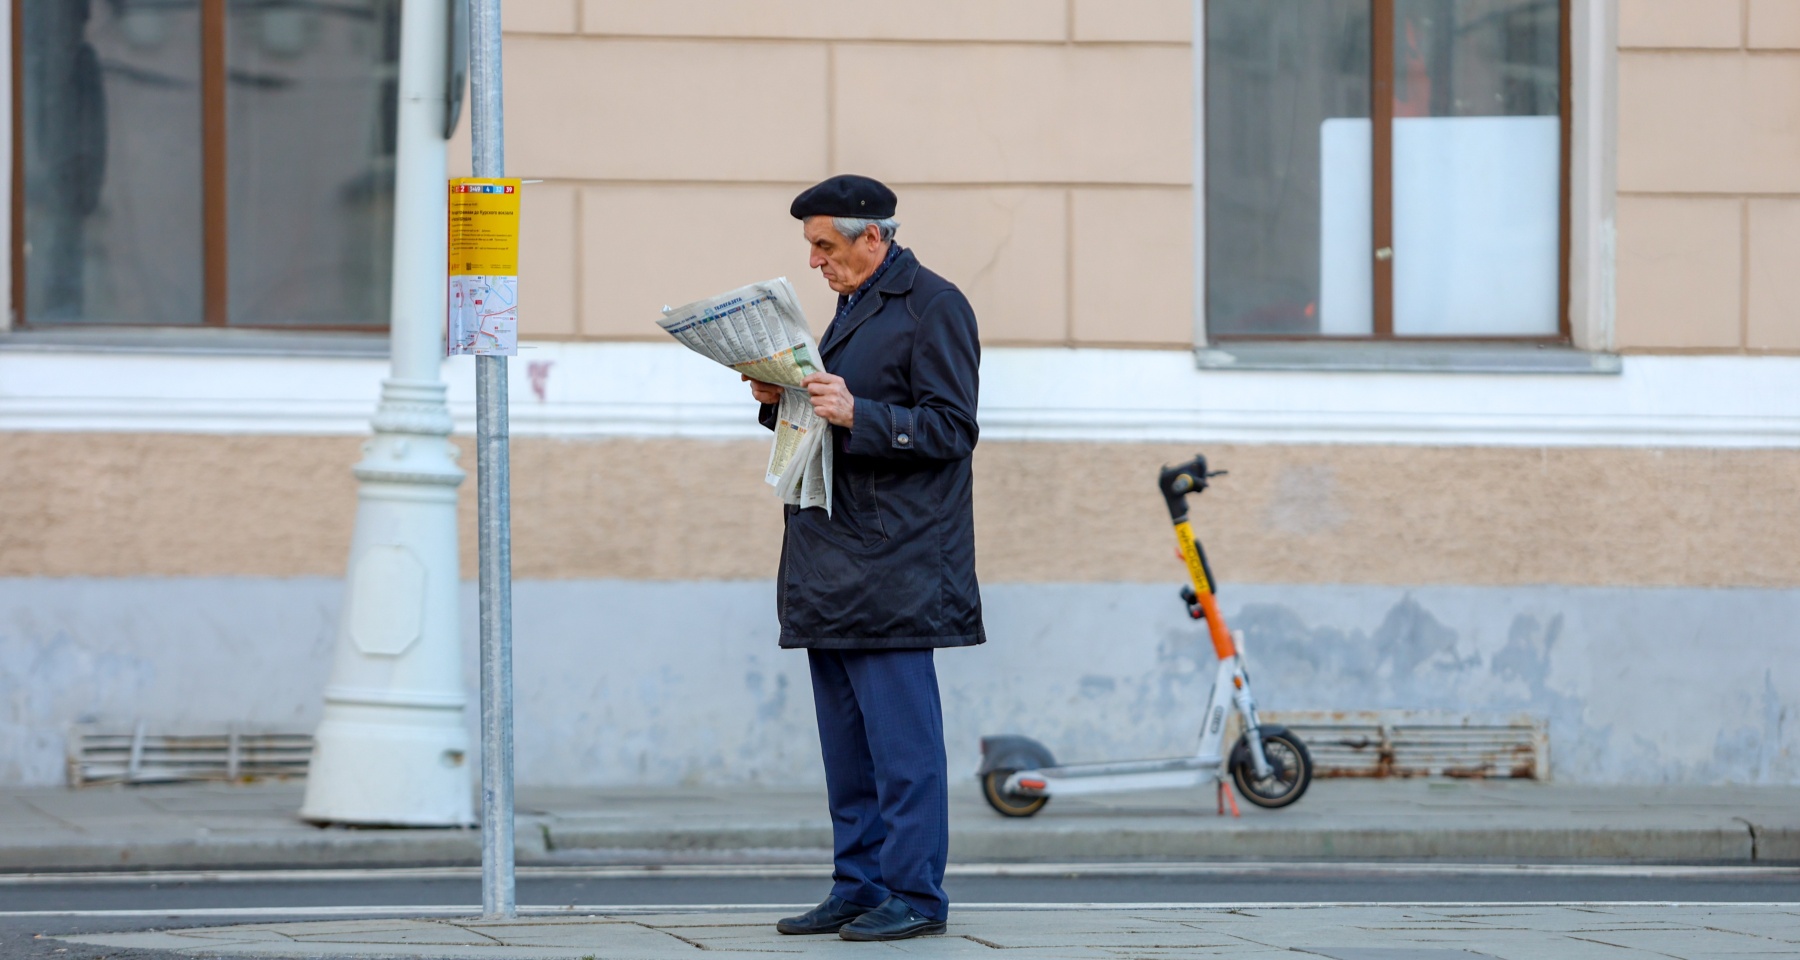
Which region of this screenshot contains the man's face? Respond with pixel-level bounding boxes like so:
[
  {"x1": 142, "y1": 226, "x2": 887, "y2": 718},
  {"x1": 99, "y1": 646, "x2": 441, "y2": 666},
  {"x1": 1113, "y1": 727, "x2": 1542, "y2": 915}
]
[{"x1": 804, "y1": 216, "x2": 886, "y2": 295}]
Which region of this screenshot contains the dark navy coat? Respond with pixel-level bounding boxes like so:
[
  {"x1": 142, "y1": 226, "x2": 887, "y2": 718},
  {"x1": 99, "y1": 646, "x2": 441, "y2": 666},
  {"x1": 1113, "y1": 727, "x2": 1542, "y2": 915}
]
[{"x1": 760, "y1": 247, "x2": 984, "y2": 649}]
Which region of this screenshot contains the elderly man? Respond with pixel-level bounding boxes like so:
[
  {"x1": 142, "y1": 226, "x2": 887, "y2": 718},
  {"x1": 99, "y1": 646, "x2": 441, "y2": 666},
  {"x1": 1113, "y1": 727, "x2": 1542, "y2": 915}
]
[{"x1": 744, "y1": 175, "x2": 982, "y2": 942}]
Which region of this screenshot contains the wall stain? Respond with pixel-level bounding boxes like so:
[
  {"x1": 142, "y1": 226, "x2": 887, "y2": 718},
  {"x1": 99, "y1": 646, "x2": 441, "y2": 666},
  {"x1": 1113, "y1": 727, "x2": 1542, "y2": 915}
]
[
  {"x1": 1761, "y1": 670, "x2": 1789, "y2": 783},
  {"x1": 1264, "y1": 464, "x2": 1347, "y2": 537},
  {"x1": 1372, "y1": 597, "x2": 1481, "y2": 680},
  {"x1": 1491, "y1": 613, "x2": 1562, "y2": 689},
  {"x1": 1222, "y1": 595, "x2": 1626, "y2": 781}
]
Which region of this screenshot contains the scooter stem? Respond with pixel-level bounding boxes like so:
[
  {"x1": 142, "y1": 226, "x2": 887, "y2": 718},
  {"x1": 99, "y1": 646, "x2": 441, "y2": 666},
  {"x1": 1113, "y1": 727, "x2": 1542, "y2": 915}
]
[
  {"x1": 1183, "y1": 563, "x2": 1236, "y2": 661},
  {"x1": 1163, "y1": 453, "x2": 1237, "y2": 661}
]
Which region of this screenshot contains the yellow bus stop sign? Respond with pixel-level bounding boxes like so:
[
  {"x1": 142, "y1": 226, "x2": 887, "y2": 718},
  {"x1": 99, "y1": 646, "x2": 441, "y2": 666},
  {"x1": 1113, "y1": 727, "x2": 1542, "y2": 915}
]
[{"x1": 446, "y1": 178, "x2": 521, "y2": 356}]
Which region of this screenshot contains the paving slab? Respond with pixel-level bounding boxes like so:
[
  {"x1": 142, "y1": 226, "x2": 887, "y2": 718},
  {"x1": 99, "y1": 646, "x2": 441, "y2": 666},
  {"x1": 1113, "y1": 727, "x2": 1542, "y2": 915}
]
[
  {"x1": 6, "y1": 779, "x2": 1800, "y2": 870},
  {"x1": 58, "y1": 904, "x2": 1800, "y2": 960}
]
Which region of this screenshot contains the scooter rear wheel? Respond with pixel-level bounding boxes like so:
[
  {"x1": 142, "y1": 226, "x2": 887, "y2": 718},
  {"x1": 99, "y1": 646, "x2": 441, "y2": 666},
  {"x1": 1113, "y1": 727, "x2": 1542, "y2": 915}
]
[
  {"x1": 1231, "y1": 731, "x2": 1313, "y2": 809},
  {"x1": 981, "y1": 769, "x2": 1049, "y2": 818}
]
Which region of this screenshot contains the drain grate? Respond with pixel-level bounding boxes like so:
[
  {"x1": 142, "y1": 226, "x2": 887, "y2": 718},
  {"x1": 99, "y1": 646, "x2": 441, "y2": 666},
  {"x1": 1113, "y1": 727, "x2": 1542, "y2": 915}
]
[
  {"x1": 1303, "y1": 943, "x2": 1497, "y2": 950},
  {"x1": 66, "y1": 722, "x2": 312, "y2": 787},
  {"x1": 1262, "y1": 711, "x2": 1549, "y2": 780}
]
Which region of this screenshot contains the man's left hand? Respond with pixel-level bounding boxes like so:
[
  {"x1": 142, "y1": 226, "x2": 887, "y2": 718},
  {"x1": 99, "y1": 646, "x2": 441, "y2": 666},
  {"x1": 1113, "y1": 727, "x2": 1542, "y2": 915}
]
[{"x1": 802, "y1": 373, "x2": 855, "y2": 428}]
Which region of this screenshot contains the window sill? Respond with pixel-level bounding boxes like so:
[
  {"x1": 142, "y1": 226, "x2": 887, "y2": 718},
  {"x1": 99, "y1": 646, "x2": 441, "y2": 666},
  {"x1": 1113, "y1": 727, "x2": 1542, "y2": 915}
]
[
  {"x1": 0, "y1": 326, "x2": 389, "y2": 359},
  {"x1": 1196, "y1": 341, "x2": 1620, "y2": 375}
]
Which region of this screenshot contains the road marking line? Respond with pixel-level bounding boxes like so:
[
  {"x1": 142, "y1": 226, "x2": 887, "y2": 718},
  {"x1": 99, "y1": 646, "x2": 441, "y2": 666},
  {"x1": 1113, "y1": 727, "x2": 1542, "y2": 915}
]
[
  {"x1": 7, "y1": 901, "x2": 1799, "y2": 919},
  {"x1": 5, "y1": 862, "x2": 1797, "y2": 885}
]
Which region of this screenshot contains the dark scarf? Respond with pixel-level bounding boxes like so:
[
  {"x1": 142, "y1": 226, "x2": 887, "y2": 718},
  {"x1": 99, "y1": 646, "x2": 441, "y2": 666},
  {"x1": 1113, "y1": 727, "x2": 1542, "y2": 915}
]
[
  {"x1": 825, "y1": 242, "x2": 903, "y2": 340},
  {"x1": 824, "y1": 242, "x2": 900, "y2": 450}
]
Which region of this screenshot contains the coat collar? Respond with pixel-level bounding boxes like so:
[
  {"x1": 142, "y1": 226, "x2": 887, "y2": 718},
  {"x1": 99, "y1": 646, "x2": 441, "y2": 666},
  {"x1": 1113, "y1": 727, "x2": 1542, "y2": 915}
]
[{"x1": 821, "y1": 247, "x2": 919, "y2": 357}]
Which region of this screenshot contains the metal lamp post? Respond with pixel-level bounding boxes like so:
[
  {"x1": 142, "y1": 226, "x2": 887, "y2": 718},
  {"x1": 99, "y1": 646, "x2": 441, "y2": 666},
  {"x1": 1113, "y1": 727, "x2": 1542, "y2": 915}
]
[
  {"x1": 300, "y1": 0, "x2": 471, "y2": 827},
  {"x1": 467, "y1": 0, "x2": 516, "y2": 921}
]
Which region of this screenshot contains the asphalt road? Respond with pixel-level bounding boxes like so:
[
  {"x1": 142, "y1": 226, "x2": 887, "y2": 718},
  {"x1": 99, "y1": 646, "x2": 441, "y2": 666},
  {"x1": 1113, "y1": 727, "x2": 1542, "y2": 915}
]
[{"x1": 0, "y1": 864, "x2": 1795, "y2": 959}]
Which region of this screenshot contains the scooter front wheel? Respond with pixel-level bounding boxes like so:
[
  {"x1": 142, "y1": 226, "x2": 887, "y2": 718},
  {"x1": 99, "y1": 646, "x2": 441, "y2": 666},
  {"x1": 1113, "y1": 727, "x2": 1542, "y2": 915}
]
[
  {"x1": 1231, "y1": 731, "x2": 1313, "y2": 809},
  {"x1": 981, "y1": 770, "x2": 1049, "y2": 818}
]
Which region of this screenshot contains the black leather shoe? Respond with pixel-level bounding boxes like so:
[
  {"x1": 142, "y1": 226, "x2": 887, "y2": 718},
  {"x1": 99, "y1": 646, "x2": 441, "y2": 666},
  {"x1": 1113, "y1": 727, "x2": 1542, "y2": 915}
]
[
  {"x1": 775, "y1": 895, "x2": 874, "y2": 935},
  {"x1": 838, "y1": 896, "x2": 946, "y2": 941}
]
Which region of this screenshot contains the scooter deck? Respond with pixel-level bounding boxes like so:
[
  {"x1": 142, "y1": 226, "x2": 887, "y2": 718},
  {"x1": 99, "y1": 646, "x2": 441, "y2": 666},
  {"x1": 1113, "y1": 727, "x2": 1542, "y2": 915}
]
[{"x1": 1011, "y1": 755, "x2": 1225, "y2": 797}]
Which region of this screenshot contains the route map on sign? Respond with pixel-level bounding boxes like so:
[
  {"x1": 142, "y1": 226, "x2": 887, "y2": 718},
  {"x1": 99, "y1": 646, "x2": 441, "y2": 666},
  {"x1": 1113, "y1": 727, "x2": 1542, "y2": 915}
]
[{"x1": 446, "y1": 178, "x2": 521, "y2": 356}]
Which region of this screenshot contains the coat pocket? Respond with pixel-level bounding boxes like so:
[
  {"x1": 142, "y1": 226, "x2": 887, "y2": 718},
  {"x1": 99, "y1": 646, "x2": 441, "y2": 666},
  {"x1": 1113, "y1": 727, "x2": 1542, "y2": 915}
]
[{"x1": 850, "y1": 471, "x2": 890, "y2": 546}]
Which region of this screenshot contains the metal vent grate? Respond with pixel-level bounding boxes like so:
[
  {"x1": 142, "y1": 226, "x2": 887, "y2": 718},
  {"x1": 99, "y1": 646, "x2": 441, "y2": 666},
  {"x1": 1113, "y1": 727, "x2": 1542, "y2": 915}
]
[
  {"x1": 67, "y1": 722, "x2": 313, "y2": 787},
  {"x1": 1261, "y1": 711, "x2": 1549, "y2": 780}
]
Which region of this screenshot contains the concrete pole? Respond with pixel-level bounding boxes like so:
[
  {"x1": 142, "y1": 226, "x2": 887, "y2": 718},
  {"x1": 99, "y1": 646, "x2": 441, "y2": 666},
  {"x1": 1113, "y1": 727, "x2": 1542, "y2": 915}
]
[
  {"x1": 300, "y1": 0, "x2": 471, "y2": 827},
  {"x1": 467, "y1": 0, "x2": 516, "y2": 921}
]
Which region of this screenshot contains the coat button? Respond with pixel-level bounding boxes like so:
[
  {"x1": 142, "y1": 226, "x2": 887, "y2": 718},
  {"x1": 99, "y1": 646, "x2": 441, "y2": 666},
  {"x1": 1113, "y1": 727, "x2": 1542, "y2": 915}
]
[{"x1": 897, "y1": 433, "x2": 911, "y2": 445}]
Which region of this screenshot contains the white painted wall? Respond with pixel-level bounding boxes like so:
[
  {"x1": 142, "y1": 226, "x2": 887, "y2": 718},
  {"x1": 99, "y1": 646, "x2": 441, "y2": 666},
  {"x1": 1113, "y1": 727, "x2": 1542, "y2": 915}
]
[{"x1": 2, "y1": 344, "x2": 1799, "y2": 446}]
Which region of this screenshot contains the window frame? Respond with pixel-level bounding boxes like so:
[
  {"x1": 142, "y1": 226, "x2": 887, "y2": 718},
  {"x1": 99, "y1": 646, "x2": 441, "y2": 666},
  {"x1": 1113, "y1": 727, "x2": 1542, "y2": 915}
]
[
  {"x1": 6, "y1": 0, "x2": 392, "y2": 333},
  {"x1": 1193, "y1": 0, "x2": 1582, "y2": 346}
]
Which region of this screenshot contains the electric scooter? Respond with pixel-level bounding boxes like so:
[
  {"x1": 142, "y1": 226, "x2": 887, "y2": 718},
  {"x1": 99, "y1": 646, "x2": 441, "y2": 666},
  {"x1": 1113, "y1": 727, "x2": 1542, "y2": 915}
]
[{"x1": 977, "y1": 454, "x2": 1313, "y2": 817}]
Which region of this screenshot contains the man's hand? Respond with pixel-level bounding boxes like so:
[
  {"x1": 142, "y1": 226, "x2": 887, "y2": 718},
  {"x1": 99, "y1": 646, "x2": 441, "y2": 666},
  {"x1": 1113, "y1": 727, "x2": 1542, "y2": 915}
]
[
  {"x1": 802, "y1": 372, "x2": 855, "y2": 428},
  {"x1": 742, "y1": 375, "x2": 783, "y2": 405}
]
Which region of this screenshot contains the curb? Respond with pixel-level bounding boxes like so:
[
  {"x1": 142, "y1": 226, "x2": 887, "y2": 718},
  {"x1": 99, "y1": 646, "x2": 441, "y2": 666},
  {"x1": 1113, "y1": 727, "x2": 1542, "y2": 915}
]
[
  {"x1": 0, "y1": 827, "x2": 549, "y2": 872},
  {"x1": 545, "y1": 824, "x2": 832, "y2": 854},
  {"x1": 947, "y1": 825, "x2": 1758, "y2": 862},
  {"x1": 2, "y1": 822, "x2": 1790, "y2": 872},
  {"x1": 1751, "y1": 824, "x2": 1800, "y2": 861},
  {"x1": 544, "y1": 824, "x2": 1764, "y2": 864}
]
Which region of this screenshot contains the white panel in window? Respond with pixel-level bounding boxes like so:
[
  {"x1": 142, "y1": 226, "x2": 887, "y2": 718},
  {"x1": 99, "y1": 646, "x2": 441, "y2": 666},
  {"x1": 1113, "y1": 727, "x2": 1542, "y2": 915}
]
[
  {"x1": 1318, "y1": 118, "x2": 1373, "y2": 337},
  {"x1": 1319, "y1": 116, "x2": 1560, "y2": 337},
  {"x1": 1393, "y1": 116, "x2": 1560, "y2": 336}
]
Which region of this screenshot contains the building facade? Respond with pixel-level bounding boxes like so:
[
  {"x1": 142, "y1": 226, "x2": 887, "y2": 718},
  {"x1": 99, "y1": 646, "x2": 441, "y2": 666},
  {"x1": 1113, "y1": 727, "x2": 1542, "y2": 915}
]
[{"x1": 1, "y1": 0, "x2": 1796, "y2": 787}]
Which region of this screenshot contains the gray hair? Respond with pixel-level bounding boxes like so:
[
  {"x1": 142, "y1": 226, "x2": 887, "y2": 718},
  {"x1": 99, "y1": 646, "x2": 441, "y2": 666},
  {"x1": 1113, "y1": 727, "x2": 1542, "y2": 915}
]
[{"x1": 832, "y1": 216, "x2": 900, "y2": 244}]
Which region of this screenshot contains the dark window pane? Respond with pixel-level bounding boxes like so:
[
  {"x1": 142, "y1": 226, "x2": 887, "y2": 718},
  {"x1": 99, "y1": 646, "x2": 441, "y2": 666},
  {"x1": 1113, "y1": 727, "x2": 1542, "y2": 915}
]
[
  {"x1": 1390, "y1": 0, "x2": 1560, "y2": 335},
  {"x1": 1205, "y1": 0, "x2": 1370, "y2": 338},
  {"x1": 1394, "y1": 0, "x2": 1559, "y2": 120},
  {"x1": 225, "y1": 0, "x2": 396, "y2": 327},
  {"x1": 23, "y1": 0, "x2": 205, "y2": 325}
]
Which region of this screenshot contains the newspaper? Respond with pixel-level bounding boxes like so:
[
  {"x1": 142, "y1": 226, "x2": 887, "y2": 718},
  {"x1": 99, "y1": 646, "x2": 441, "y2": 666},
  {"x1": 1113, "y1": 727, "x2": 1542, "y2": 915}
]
[{"x1": 658, "y1": 278, "x2": 833, "y2": 513}]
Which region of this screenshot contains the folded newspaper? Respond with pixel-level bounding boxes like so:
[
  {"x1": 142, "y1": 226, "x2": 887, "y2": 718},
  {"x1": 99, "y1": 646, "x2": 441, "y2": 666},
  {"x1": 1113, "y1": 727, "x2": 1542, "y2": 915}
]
[{"x1": 658, "y1": 279, "x2": 833, "y2": 513}]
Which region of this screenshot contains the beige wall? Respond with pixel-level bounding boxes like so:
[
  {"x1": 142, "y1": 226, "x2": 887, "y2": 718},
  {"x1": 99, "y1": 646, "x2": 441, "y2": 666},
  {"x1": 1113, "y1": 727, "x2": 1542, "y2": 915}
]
[
  {"x1": 6, "y1": 433, "x2": 1797, "y2": 589},
  {"x1": 460, "y1": 2, "x2": 1800, "y2": 355},
  {"x1": 1618, "y1": 0, "x2": 1800, "y2": 352},
  {"x1": 457, "y1": 1, "x2": 1195, "y2": 349}
]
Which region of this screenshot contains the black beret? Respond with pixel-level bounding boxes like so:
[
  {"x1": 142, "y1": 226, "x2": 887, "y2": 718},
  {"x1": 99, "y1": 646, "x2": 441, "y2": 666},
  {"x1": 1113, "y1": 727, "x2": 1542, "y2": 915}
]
[{"x1": 790, "y1": 174, "x2": 897, "y2": 220}]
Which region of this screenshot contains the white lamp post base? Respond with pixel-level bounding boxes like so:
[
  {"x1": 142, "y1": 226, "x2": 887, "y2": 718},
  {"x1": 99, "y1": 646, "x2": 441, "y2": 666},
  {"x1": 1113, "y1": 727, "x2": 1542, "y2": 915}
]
[
  {"x1": 301, "y1": 379, "x2": 471, "y2": 827},
  {"x1": 304, "y1": 709, "x2": 471, "y2": 826}
]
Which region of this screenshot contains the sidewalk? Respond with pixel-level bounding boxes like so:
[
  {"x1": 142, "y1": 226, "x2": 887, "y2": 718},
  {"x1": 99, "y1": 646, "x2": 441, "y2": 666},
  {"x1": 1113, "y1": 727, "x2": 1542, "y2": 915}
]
[
  {"x1": 4, "y1": 779, "x2": 1799, "y2": 870},
  {"x1": 62, "y1": 903, "x2": 1800, "y2": 959}
]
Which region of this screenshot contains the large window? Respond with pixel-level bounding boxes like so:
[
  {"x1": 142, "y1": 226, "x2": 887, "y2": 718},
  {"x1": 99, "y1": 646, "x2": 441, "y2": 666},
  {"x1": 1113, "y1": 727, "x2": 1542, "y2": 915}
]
[
  {"x1": 1206, "y1": 0, "x2": 1568, "y2": 340},
  {"x1": 12, "y1": 0, "x2": 399, "y2": 329}
]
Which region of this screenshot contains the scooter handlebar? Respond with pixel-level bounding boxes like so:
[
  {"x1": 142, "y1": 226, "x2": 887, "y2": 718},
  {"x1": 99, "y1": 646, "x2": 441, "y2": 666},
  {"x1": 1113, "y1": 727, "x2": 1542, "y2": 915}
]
[{"x1": 1158, "y1": 454, "x2": 1225, "y2": 523}]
